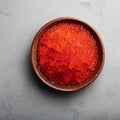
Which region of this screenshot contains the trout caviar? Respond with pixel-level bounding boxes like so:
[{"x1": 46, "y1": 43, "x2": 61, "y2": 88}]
[{"x1": 37, "y1": 23, "x2": 98, "y2": 86}]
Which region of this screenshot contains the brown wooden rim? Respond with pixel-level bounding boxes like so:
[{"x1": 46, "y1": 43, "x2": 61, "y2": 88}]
[{"x1": 30, "y1": 17, "x2": 105, "y2": 92}]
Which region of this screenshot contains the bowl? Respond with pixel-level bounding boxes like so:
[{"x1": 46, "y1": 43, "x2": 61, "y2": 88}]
[{"x1": 30, "y1": 17, "x2": 105, "y2": 92}]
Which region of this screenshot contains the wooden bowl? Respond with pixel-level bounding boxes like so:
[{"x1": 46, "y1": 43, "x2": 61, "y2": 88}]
[{"x1": 31, "y1": 17, "x2": 105, "y2": 92}]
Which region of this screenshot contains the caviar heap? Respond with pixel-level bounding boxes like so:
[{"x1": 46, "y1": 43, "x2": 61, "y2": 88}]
[{"x1": 37, "y1": 23, "x2": 98, "y2": 86}]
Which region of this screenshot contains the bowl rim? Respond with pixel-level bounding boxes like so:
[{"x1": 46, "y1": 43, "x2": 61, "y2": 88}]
[{"x1": 30, "y1": 17, "x2": 105, "y2": 92}]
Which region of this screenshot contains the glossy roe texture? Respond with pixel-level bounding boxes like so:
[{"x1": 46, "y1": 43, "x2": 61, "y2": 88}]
[{"x1": 37, "y1": 23, "x2": 98, "y2": 86}]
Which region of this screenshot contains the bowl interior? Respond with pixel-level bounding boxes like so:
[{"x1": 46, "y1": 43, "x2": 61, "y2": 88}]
[{"x1": 31, "y1": 17, "x2": 104, "y2": 92}]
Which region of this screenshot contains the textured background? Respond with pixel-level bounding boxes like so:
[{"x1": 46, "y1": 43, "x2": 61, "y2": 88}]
[{"x1": 0, "y1": 0, "x2": 120, "y2": 120}]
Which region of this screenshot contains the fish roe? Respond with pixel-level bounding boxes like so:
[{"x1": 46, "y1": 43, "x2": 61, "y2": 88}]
[{"x1": 37, "y1": 23, "x2": 98, "y2": 86}]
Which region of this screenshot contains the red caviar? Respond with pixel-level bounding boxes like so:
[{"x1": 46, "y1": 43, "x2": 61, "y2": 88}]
[{"x1": 37, "y1": 23, "x2": 98, "y2": 86}]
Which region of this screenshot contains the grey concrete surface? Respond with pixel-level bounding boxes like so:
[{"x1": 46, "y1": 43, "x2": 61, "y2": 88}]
[{"x1": 0, "y1": 0, "x2": 120, "y2": 120}]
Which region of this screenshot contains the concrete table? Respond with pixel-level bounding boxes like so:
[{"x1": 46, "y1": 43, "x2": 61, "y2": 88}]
[{"x1": 0, "y1": 0, "x2": 120, "y2": 120}]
